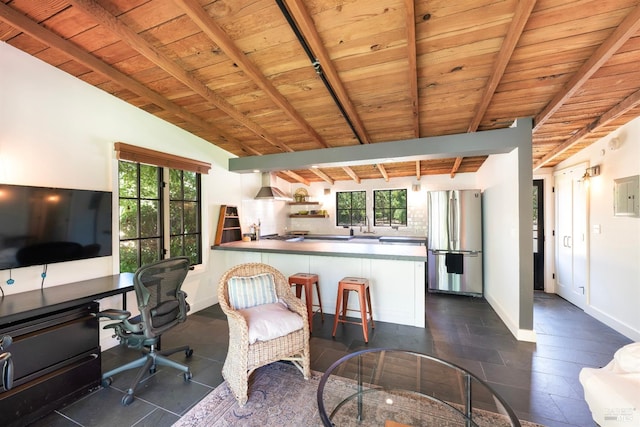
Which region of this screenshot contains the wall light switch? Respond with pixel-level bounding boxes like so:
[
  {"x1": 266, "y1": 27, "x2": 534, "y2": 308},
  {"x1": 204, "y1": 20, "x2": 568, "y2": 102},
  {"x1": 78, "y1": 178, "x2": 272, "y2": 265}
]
[{"x1": 593, "y1": 224, "x2": 601, "y2": 234}]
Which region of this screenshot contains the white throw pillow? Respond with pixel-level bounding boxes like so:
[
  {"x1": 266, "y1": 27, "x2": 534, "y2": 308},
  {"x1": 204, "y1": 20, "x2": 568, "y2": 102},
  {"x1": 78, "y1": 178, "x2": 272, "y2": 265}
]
[
  {"x1": 239, "y1": 301, "x2": 303, "y2": 344},
  {"x1": 227, "y1": 273, "x2": 278, "y2": 310}
]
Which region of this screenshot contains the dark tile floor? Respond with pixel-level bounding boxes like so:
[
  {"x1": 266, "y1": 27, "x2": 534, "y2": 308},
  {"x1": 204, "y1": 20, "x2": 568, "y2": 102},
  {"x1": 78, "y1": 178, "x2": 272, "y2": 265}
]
[{"x1": 30, "y1": 292, "x2": 632, "y2": 427}]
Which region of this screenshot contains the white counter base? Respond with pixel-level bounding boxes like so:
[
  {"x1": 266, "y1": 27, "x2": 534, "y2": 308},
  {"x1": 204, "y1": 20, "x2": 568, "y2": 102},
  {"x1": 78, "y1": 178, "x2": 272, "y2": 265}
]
[{"x1": 211, "y1": 246, "x2": 426, "y2": 328}]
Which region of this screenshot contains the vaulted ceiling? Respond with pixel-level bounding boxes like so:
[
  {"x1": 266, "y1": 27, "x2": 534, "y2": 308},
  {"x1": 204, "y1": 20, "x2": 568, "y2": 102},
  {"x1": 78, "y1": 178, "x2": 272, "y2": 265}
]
[{"x1": 2, "y1": 0, "x2": 640, "y2": 185}]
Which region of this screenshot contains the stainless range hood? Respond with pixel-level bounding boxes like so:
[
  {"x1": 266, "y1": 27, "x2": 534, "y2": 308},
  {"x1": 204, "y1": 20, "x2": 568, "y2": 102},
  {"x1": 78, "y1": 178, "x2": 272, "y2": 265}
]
[{"x1": 254, "y1": 173, "x2": 291, "y2": 200}]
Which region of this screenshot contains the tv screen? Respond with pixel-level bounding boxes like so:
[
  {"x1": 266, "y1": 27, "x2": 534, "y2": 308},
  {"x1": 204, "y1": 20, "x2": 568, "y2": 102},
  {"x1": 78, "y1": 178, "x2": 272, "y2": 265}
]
[{"x1": 0, "y1": 184, "x2": 113, "y2": 270}]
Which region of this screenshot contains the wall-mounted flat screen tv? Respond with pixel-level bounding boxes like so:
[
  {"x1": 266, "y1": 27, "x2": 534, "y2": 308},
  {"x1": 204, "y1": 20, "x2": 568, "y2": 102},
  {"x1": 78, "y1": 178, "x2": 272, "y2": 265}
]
[{"x1": 0, "y1": 184, "x2": 113, "y2": 270}]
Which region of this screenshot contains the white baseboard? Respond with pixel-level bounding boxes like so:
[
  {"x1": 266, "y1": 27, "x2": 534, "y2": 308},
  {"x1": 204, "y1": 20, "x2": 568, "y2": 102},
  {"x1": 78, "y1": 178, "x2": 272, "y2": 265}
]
[
  {"x1": 585, "y1": 305, "x2": 640, "y2": 342},
  {"x1": 189, "y1": 295, "x2": 218, "y2": 314},
  {"x1": 516, "y1": 328, "x2": 537, "y2": 342},
  {"x1": 484, "y1": 292, "x2": 537, "y2": 342}
]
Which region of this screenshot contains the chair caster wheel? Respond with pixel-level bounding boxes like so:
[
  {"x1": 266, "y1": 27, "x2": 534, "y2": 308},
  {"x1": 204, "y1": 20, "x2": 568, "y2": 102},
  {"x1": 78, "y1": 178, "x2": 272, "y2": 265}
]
[
  {"x1": 101, "y1": 377, "x2": 113, "y2": 388},
  {"x1": 149, "y1": 367, "x2": 157, "y2": 374},
  {"x1": 184, "y1": 371, "x2": 192, "y2": 382},
  {"x1": 122, "y1": 393, "x2": 134, "y2": 406},
  {"x1": 185, "y1": 348, "x2": 193, "y2": 358}
]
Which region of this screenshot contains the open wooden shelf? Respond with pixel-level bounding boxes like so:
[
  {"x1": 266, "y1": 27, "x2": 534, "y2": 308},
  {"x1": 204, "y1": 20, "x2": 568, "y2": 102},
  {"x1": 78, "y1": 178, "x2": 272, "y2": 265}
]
[{"x1": 214, "y1": 205, "x2": 242, "y2": 245}]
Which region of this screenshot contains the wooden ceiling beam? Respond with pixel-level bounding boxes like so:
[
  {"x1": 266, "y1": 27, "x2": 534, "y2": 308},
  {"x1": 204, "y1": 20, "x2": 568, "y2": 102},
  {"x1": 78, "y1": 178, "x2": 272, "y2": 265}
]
[
  {"x1": 404, "y1": 0, "x2": 421, "y2": 182},
  {"x1": 377, "y1": 164, "x2": 389, "y2": 182},
  {"x1": 405, "y1": 0, "x2": 419, "y2": 138},
  {"x1": 468, "y1": 0, "x2": 536, "y2": 133},
  {"x1": 450, "y1": 157, "x2": 463, "y2": 178},
  {"x1": 342, "y1": 166, "x2": 361, "y2": 184},
  {"x1": 174, "y1": 0, "x2": 329, "y2": 150},
  {"x1": 310, "y1": 168, "x2": 335, "y2": 185},
  {"x1": 533, "y1": 2, "x2": 640, "y2": 132},
  {"x1": 454, "y1": 0, "x2": 535, "y2": 179},
  {"x1": 68, "y1": 0, "x2": 294, "y2": 153},
  {"x1": 281, "y1": 170, "x2": 311, "y2": 186},
  {"x1": 0, "y1": 2, "x2": 256, "y2": 155},
  {"x1": 534, "y1": 87, "x2": 640, "y2": 169},
  {"x1": 283, "y1": 0, "x2": 371, "y2": 144}
]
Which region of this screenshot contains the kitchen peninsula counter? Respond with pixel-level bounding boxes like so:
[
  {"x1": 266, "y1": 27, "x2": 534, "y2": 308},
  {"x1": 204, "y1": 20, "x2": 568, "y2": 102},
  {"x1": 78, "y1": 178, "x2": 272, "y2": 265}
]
[
  {"x1": 211, "y1": 238, "x2": 426, "y2": 328},
  {"x1": 211, "y1": 238, "x2": 427, "y2": 261}
]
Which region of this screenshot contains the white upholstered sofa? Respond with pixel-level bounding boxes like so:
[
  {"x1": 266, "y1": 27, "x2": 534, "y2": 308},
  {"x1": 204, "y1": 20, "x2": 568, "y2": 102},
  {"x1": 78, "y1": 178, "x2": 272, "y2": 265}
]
[{"x1": 580, "y1": 342, "x2": 640, "y2": 426}]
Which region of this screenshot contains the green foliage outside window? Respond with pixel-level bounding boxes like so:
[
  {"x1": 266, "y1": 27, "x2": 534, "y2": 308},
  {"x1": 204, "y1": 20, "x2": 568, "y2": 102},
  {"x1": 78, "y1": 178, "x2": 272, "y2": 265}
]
[
  {"x1": 374, "y1": 189, "x2": 407, "y2": 227},
  {"x1": 118, "y1": 161, "x2": 201, "y2": 273},
  {"x1": 336, "y1": 191, "x2": 366, "y2": 226},
  {"x1": 169, "y1": 169, "x2": 201, "y2": 265}
]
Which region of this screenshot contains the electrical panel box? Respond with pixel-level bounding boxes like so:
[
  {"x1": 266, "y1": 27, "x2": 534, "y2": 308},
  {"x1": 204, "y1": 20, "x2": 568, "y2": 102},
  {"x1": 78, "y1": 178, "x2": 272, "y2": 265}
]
[{"x1": 613, "y1": 175, "x2": 640, "y2": 217}]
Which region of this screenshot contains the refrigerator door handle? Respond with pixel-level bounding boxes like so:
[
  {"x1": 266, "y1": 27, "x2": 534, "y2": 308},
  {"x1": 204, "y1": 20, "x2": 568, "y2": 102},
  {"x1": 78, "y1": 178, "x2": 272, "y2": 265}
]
[{"x1": 448, "y1": 196, "x2": 458, "y2": 247}]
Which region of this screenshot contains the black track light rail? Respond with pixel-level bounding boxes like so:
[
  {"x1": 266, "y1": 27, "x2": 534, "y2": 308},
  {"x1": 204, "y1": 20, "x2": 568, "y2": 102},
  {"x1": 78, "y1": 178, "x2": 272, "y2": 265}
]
[{"x1": 274, "y1": 0, "x2": 365, "y2": 144}]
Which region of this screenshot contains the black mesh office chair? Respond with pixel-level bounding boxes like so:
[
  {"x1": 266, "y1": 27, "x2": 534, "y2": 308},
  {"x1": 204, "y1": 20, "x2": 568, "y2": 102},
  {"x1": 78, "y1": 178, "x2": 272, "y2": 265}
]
[{"x1": 98, "y1": 257, "x2": 193, "y2": 406}]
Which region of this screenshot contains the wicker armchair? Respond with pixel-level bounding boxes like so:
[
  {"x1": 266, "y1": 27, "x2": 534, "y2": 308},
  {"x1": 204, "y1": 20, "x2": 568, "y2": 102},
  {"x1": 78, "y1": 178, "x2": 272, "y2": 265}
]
[{"x1": 218, "y1": 263, "x2": 311, "y2": 406}]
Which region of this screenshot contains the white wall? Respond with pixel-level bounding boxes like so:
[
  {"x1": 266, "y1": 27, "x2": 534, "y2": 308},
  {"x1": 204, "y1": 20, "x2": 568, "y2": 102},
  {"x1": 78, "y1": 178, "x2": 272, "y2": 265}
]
[
  {"x1": 0, "y1": 41, "x2": 255, "y2": 347},
  {"x1": 555, "y1": 117, "x2": 640, "y2": 341},
  {"x1": 477, "y1": 150, "x2": 526, "y2": 338}
]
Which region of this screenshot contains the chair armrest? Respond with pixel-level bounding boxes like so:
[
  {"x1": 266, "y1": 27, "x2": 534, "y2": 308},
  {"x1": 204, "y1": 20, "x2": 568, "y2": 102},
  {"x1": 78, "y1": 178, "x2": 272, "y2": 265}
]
[
  {"x1": 97, "y1": 309, "x2": 131, "y2": 321},
  {"x1": 279, "y1": 292, "x2": 307, "y2": 318}
]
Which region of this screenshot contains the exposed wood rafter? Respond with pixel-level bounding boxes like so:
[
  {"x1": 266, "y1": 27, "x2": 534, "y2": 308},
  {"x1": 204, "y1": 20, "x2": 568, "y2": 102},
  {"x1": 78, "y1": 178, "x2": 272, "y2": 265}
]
[
  {"x1": 342, "y1": 167, "x2": 361, "y2": 184},
  {"x1": 450, "y1": 157, "x2": 463, "y2": 178},
  {"x1": 281, "y1": 170, "x2": 311, "y2": 186},
  {"x1": 68, "y1": 0, "x2": 294, "y2": 153},
  {"x1": 284, "y1": 0, "x2": 371, "y2": 144},
  {"x1": 377, "y1": 164, "x2": 389, "y2": 181},
  {"x1": 468, "y1": 0, "x2": 537, "y2": 133},
  {"x1": 534, "y1": 87, "x2": 640, "y2": 169},
  {"x1": 3, "y1": 0, "x2": 638, "y2": 184},
  {"x1": 310, "y1": 168, "x2": 335, "y2": 185},
  {"x1": 404, "y1": 0, "x2": 421, "y2": 181},
  {"x1": 0, "y1": 2, "x2": 259, "y2": 156},
  {"x1": 452, "y1": 0, "x2": 536, "y2": 178},
  {"x1": 173, "y1": 0, "x2": 330, "y2": 150},
  {"x1": 533, "y1": 2, "x2": 640, "y2": 132}
]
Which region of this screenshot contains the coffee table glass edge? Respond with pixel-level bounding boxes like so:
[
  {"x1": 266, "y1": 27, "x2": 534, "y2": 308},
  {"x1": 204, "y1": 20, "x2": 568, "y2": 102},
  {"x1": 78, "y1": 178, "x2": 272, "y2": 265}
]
[{"x1": 316, "y1": 348, "x2": 521, "y2": 427}]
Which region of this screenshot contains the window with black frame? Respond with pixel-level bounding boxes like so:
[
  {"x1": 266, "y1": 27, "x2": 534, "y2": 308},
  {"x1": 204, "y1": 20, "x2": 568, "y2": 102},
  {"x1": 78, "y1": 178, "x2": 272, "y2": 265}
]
[
  {"x1": 118, "y1": 161, "x2": 202, "y2": 273},
  {"x1": 336, "y1": 191, "x2": 366, "y2": 227},
  {"x1": 169, "y1": 169, "x2": 202, "y2": 265},
  {"x1": 374, "y1": 189, "x2": 407, "y2": 227}
]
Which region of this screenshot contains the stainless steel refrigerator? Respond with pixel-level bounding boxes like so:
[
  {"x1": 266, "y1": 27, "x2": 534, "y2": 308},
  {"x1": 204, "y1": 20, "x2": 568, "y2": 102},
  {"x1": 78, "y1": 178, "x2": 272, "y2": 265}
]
[{"x1": 427, "y1": 190, "x2": 483, "y2": 296}]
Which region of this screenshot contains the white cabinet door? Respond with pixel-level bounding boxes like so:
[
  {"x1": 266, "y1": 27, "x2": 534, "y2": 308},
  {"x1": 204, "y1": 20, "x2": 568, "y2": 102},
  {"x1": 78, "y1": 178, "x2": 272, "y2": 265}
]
[{"x1": 555, "y1": 166, "x2": 587, "y2": 308}]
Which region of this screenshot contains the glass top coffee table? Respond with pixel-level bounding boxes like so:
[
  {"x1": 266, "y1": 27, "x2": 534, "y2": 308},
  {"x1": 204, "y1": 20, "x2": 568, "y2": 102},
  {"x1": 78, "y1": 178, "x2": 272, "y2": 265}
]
[{"x1": 317, "y1": 348, "x2": 521, "y2": 427}]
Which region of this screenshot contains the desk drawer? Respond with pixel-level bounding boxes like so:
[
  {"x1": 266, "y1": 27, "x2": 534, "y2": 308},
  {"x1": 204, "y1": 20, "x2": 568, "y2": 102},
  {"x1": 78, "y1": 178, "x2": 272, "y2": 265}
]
[
  {"x1": 0, "y1": 350, "x2": 101, "y2": 427},
  {"x1": 0, "y1": 302, "x2": 99, "y2": 382}
]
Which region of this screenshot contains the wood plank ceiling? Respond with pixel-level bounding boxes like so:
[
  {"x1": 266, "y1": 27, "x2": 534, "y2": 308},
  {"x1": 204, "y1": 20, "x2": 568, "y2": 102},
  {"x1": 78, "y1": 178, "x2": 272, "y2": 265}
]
[{"x1": 2, "y1": 0, "x2": 640, "y2": 184}]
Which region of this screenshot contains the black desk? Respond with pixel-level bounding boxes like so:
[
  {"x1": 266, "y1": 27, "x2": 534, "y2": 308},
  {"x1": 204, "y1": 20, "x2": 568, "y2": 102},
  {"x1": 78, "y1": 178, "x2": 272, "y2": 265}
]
[
  {"x1": 0, "y1": 273, "x2": 134, "y2": 325},
  {"x1": 0, "y1": 273, "x2": 134, "y2": 427}
]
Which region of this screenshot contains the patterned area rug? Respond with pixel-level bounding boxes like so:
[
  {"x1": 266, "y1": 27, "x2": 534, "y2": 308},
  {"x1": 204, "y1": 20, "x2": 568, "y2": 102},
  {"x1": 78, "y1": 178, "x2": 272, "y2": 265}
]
[{"x1": 173, "y1": 362, "x2": 545, "y2": 426}]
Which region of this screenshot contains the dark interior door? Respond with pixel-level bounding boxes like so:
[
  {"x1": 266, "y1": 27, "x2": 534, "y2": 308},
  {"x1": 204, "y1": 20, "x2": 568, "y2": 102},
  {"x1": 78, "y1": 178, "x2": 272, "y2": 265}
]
[{"x1": 533, "y1": 180, "x2": 544, "y2": 290}]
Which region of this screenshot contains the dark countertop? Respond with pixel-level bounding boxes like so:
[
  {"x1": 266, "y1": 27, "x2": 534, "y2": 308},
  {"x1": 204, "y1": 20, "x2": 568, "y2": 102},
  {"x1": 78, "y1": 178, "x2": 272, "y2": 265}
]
[{"x1": 212, "y1": 238, "x2": 427, "y2": 261}]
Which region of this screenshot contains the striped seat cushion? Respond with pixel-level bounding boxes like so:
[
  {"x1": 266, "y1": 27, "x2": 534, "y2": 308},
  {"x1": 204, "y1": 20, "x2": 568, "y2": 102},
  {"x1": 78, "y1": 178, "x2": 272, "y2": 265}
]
[{"x1": 228, "y1": 273, "x2": 278, "y2": 310}]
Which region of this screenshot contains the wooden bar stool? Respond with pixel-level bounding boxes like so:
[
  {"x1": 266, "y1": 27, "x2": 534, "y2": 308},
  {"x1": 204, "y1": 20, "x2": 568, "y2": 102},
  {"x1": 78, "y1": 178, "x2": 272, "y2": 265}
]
[
  {"x1": 288, "y1": 273, "x2": 324, "y2": 332},
  {"x1": 332, "y1": 277, "x2": 374, "y2": 343}
]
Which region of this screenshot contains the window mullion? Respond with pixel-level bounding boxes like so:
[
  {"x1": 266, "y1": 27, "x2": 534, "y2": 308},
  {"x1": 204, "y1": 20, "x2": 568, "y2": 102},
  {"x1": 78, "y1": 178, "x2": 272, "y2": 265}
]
[{"x1": 161, "y1": 167, "x2": 170, "y2": 258}]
